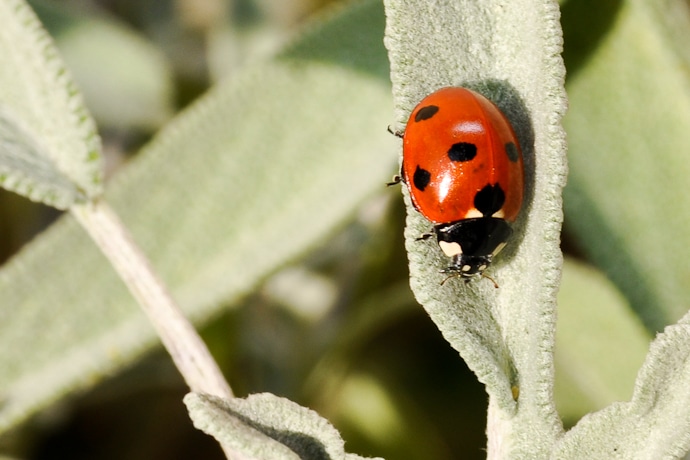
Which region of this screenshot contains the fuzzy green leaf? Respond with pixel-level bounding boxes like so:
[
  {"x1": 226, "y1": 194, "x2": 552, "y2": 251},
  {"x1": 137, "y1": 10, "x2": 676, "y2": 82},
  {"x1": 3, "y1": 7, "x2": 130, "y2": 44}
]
[
  {"x1": 563, "y1": 0, "x2": 690, "y2": 331},
  {"x1": 383, "y1": 0, "x2": 567, "y2": 456},
  {"x1": 555, "y1": 0, "x2": 690, "y2": 453},
  {"x1": 0, "y1": 0, "x2": 393, "y2": 433},
  {"x1": 554, "y1": 316, "x2": 690, "y2": 458},
  {"x1": 555, "y1": 258, "x2": 650, "y2": 425},
  {"x1": 29, "y1": 0, "x2": 174, "y2": 131},
  {"x1": 0, "y1": 0, "x2": 102, "y2": 209},
  {"x1": 185, "y1": 393, "x2": 382, "y2": 460}
]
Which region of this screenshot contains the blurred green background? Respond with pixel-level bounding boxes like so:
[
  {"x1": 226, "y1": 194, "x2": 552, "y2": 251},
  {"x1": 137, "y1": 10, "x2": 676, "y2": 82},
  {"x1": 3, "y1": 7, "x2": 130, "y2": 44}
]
[{"x1": 1, "y1": 0, "x2": 688, "y2": 458}]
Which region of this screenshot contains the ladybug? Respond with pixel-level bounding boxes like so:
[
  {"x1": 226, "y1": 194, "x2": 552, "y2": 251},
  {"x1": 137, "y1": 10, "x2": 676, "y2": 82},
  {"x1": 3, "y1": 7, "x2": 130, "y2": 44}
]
[{"x1": 392, "y1": 87, "x2": 524, "y2": 285}]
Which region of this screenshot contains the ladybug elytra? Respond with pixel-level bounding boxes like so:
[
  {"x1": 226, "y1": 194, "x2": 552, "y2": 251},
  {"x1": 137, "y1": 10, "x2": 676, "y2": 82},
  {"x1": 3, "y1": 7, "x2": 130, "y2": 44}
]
[{"x1": 394, "y1": 87, "x2": 524, "y2": 285}]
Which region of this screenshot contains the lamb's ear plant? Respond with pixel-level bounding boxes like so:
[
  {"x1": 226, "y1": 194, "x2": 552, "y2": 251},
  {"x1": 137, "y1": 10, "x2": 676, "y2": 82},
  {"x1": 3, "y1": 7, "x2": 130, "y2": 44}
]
[
  {"x1": 184, "y1": 0, "x2": 690, "y2": 455},
  {"x1": 385, "y1": 0, "x2": 690, "y2": 458},
  {"x1": 563, "y1": 0, "x2": 690, "y2": 331},
  {"x1": 0, "y1": 0, "x2": 392, "y2": 457},
  {"x1": 0, "y1": 0, "x2": 102, "y2": 209},
  {"x1": 384, "y1": 0, "x2": 568, "y2": 456},
  {"x1": 0, "y1": 0, "x2": 234, "y2": 455},
  {"x1": 4, "y1": 0, "x2": 690, "y2": 457},
  {"x1": 554, "y1": 0, "x2": 690, "y2": 456},
  {"x1": 554, "y1": 259, "x2": 650, "y2": 423}
]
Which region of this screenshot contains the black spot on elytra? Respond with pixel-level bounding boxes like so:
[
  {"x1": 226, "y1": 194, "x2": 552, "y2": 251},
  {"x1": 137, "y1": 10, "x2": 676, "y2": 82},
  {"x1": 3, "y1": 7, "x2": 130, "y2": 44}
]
[
  {"x1": 414, "y1": 105, "x2": 439, "y2": 122},
  {"x1": 474, "y1": 184, "x2": 505, "y2": 217},
  {"x1": 448, "y1": 142, "x2": 477, "y2": 162},
  {"x1": 505, "y1": 142, "x2": 519, "y2": 162},
  {"x1": 413, "y1": 166, "x2": 431, "y2": 191}
]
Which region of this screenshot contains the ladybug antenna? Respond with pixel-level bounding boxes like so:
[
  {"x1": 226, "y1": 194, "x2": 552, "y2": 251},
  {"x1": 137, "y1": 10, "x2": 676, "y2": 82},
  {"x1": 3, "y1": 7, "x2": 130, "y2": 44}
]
[
  {"x1": 439, "y1": 272, "x2": 499, "y2": 289},
  {"x1": 440, "y1": 273, "x2": 456, "y2": 286},
  {"x1": 482, "y1": 272, "x2": 499, "y2": 289}
]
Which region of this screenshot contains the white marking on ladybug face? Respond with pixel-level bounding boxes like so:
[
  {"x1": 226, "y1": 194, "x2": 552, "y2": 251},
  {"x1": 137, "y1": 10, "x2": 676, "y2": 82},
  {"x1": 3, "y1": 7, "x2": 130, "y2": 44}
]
[
  {"x1": 478, "y1": 264, "x2": 488, "y2": 272},
  {"x1": 439, "y1": 241, "x2": 463, "y2": 257},
  {"x1": 465, "y1": 208, "x2": 483, "y2": 219},
  {"x1": 492, "y1": 209, "x2": 505, "y2": 218},
  {"x1": 492, "y1": 242, "x2": 508, "y2": 256},
  {"x1": 461, "y1": 264, "x2": 472, "y2": 272}
]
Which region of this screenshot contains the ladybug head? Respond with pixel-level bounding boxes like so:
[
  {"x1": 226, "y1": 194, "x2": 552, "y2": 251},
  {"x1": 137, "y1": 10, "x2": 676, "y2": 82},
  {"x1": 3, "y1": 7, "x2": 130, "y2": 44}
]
[
  {"x1": 441, "y1": 254, "x2": 498, "y2": 289},
  {"x1": 446, "y1": 254, "x2": 492, "y2": 277},
  {"x1": 440, "y1": 255, "x2": 499, "y2": 288},
  {"x1": 433, "y1": 218, "x2": 512, "y2": 288}
]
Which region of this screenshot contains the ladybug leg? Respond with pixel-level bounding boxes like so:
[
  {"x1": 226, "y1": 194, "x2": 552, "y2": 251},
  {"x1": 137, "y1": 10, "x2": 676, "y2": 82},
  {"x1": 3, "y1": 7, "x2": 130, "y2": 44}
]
[
  {"x1": 387, "y1": 125, "x2": 404, "y2": 138},
  {"x1": 440, "y1": 272, "x2": 498, "y2": 288},
  {"x1": 440, "y1": 273, "x2": 457, "y2": 286},
  {"x1": 386, "y1": 175, "x2": 401, "y2": 186},
  {"x1": 416, "y1": 232, "x2": 434, "y2": 241},
  {"x1": 387, "y1": 164, "x2": 405, "y2": 187}
]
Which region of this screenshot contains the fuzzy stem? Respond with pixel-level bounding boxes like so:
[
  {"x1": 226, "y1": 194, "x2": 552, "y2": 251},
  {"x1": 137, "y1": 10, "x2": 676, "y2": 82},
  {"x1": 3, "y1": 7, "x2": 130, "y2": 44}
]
[{"x1": 71, "y1": 200, "x2": 240, "y2": 458}]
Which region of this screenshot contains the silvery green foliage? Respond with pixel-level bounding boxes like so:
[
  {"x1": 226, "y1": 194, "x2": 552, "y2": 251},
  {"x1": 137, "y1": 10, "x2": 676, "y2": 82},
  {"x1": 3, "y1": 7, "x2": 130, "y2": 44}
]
[
  {"x1": 4, "y1": 0, "x2": 690, "y2": 457},
  {"x1": 185, "y1": 393, "x2": 383, "y2": 460},
  {"x1": 384, "y1": 0, "x2": 567, "y2": 456},
  {"x1": 0, "y1": 0, "x2": 102, "y2": 209},
  {"x1": 385, "y1": 0, "x2": 690, "y2": 458},
  {"x1": 0, "y1": 0, "x2": 393, "y2": 434},
  {"x1": 563, "y1": 0, "x2": 690, "y2": 331}
]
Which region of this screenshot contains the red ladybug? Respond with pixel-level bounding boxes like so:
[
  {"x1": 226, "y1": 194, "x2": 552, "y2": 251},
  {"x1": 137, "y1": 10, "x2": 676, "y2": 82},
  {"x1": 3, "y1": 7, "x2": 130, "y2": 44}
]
[{"x1": 394, "y1": 87, "x2": 524, "y2": 284}]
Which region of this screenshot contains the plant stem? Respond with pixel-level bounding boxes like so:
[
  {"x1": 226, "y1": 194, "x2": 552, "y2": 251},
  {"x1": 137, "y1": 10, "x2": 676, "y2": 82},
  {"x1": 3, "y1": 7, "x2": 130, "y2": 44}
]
[{"x1": 71, "y1": 200, "x2": 240, "y2": 458}]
